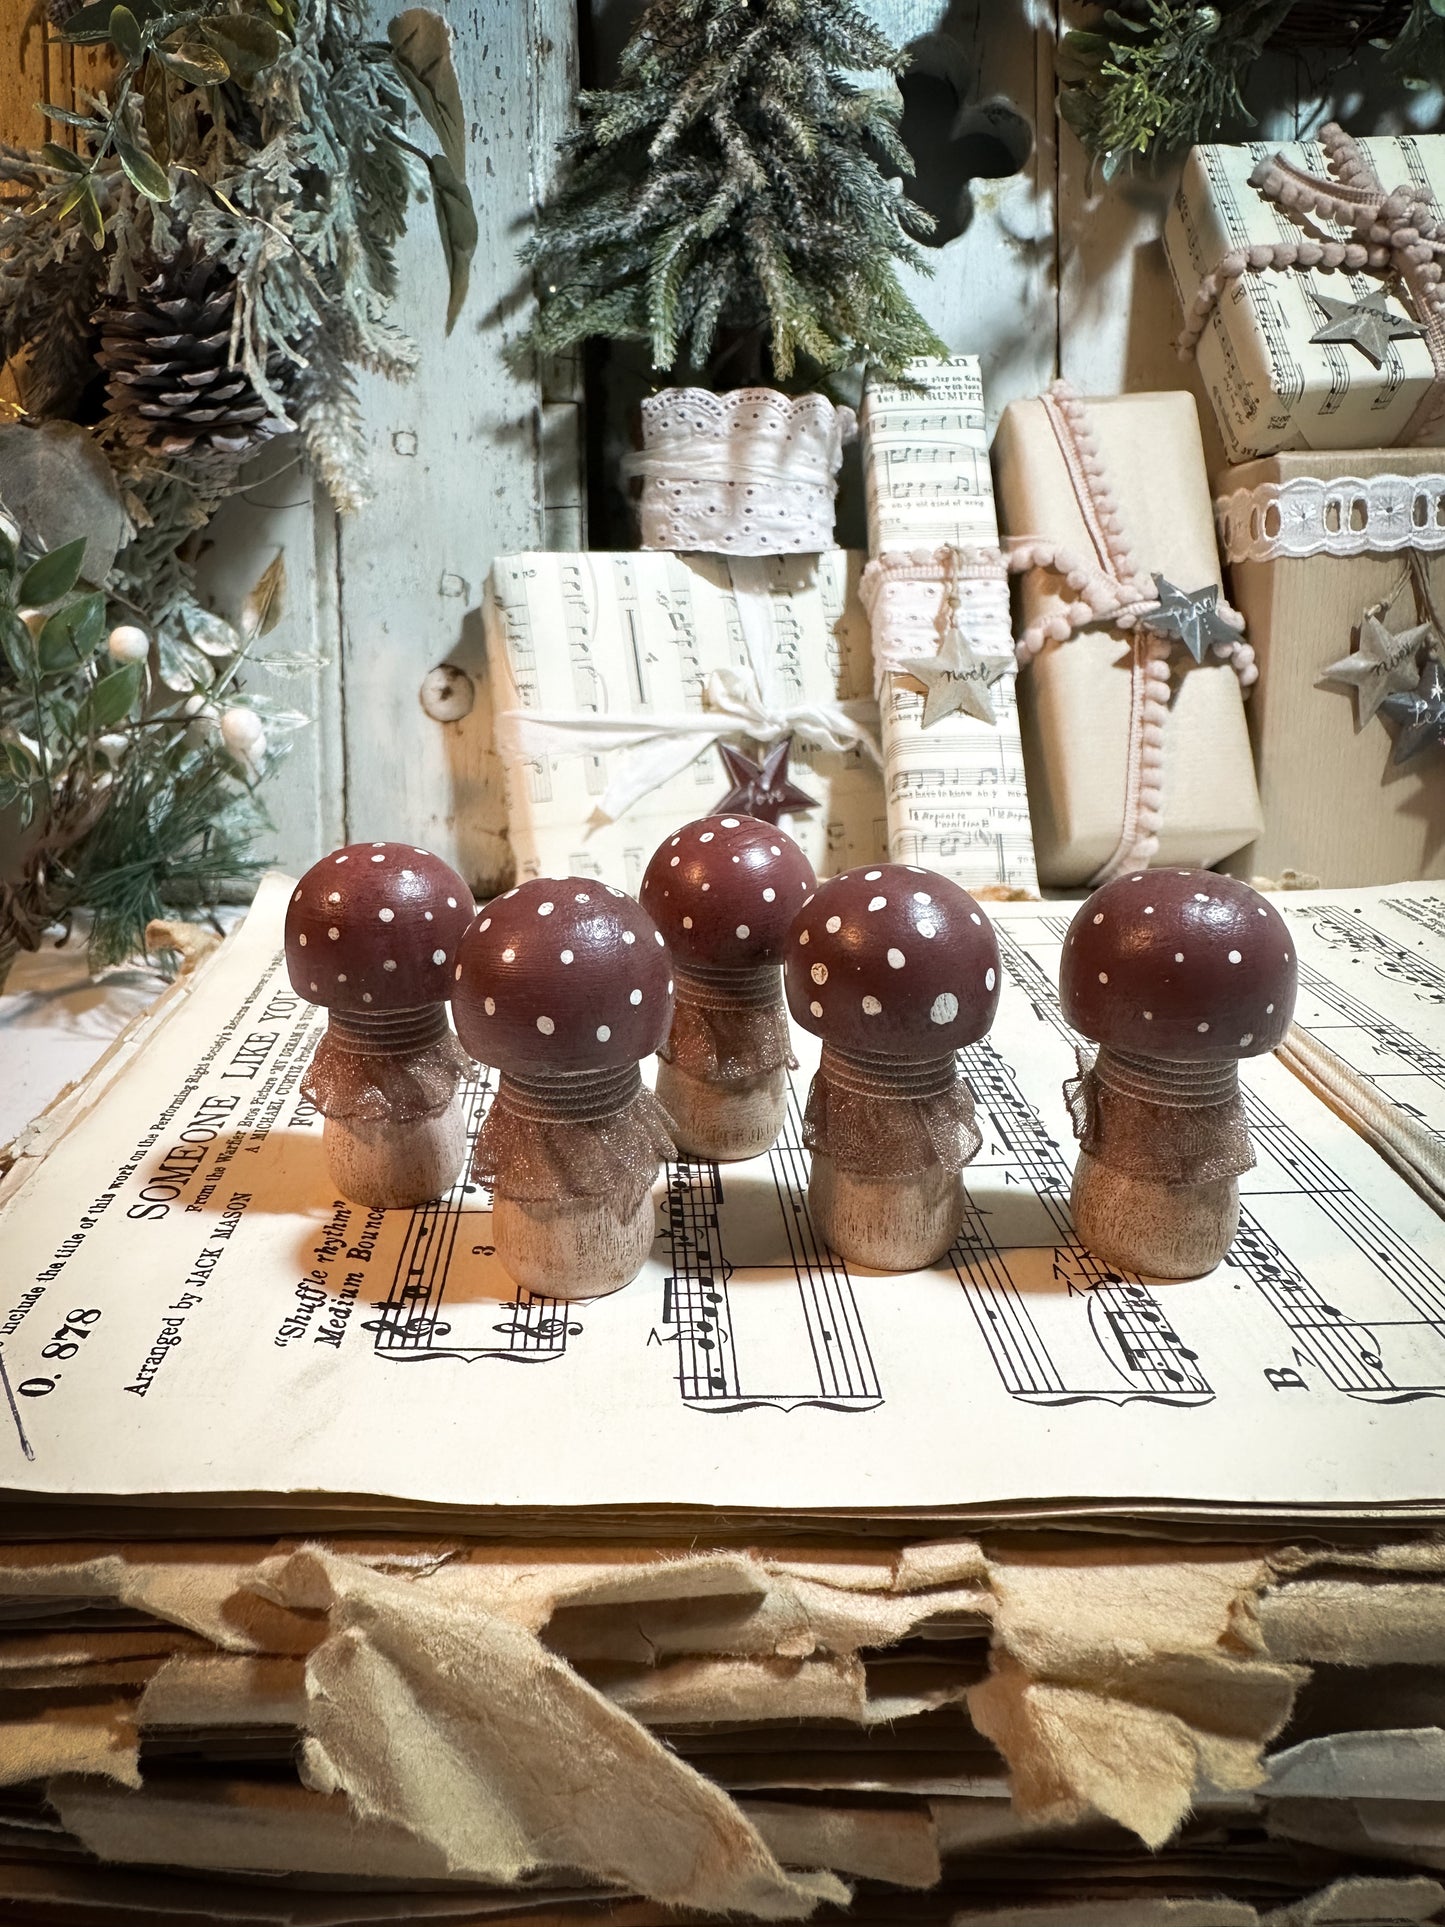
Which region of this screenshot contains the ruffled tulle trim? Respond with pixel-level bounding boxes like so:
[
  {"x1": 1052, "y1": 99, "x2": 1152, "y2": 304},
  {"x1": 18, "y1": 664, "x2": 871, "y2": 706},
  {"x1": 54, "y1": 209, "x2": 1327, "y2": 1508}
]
[
  {"x1": 302, "y1": 1028, "x2": 471, "y2": 1124},
  {"x1": 472, "y1": 1081, "x2": 676, "y2": 1219},
  {"x1": 802, "y1": 1062, "x2": 980, "y2": 1180}
]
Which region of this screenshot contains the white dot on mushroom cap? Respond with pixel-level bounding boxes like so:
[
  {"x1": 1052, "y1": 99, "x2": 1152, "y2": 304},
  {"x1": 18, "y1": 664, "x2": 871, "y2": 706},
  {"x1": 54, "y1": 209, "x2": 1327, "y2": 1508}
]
[
  {"x1": 1194, "y1": 892, "x2": 1208, "y2": 902},
  {"x1": 1093, "y1": 913, "x2": 1104, "y2": 925},
  {"x1": 362, "y1": 993, "x2": 372, "y2": 1003},
  {"x1": 383, "y1": 959, "x2": 397, "y2": 972},
  {"x1": 1131, "y1": 875, "x2": 1143, "y2": 883},
  {"x1": 811, "y1": 962, "x2": 828, "y2": 984},
  {"x1": 378, "y1": 908, "x2": 394, "y2": 923},
  {"x1": 799, "y1": 929, "x2": 809, "y2": 944},
  {"x1": 425, "y1": 911, "x2": 433, "y2": 922},
  {"x1": 560, "y1": 948, "x2": 574, "y2": 964},
  {"x1": 1197, "y1": 1022, "x2": 1210, "y2": 1033},
  {"x1": 1144, "y1": 1010, "x2": 1153, "y2": 1020},
  {"x1": 762, "y1": 887, "x2": 776, "y2": 902},
  {"x1": 1144, "y1": 906, "x2": 1154, "y2": 915},
  {"x1": 1098, "y1": 971, "x2": 1108, "y2": 984},
  {"x1": 479, "y1": 919, "x2": 490, "y2": 933},
  {"x1": 455, "y1": 965, "x2": 463, "y2": 981},
  {"x1": 655, "y1": 930, "x2": 665, "y2": 945},
  {"x1": 700, "y1": 832, "x2": 714, "y2": 844},
  {"x1": 1228, "y1": 950, "x2": 1241, "y2": 964},
  {"x1": 372, "y1": 841, "x2": 384, "y2": 847},
  {"x1": 607, "y1": 886, "x2": 623, "y2": 897},
  {"x1": 721, "y1": 817, "x2": 739, "y2": 828},
  {"x1": 826, "y1": 916, "x2": 841, "y2": 933},
  {"x1": 914, "y1": 891, "x2": 931, "y2": 905},
  {"x1": 1284, "y1": 951, "x2": 1291, "y2": 963},
  {"x1": 370, "y1": 854, "x2": 384, "y2": 863},
  {"x1": 862, "y1": 995, "x2": 882, "y2": 1015},
  {"x1": 293, "y1": 889, "x2": 301, "y2": 903},
  {"x1": 597, "y1": 1024, "x2": 610, "y2": 1041},
  {"x1": 629, "y1": 988, "x2": 642, "y2": 1005},
  {"x1": 701, "y1": 882, "x2": 710, "y2": 891},
  {"x1": 670, "y1": 837, "x2": 679, "y2": 847},
  {"x1": 671, "y1": 856, "x2": 680, "y2": 867},
  {"x1": 986, "y1": 967, "x2": 996, "y2": 991},
  {"x1": 336, "y1": 855, "x2": 348, "y2": 864},
  {"x1": 484, "y1": 996, "x2": 495, "y2": 1014},
  {"x1": 918, "y1": 920, "x2": 937, "y2": 939},
  {"x1": 868, "y1": 895, "x2": 887, "y2": 912},
  {"x1": 502, "y1": 947, "x2": 516, "y2": 963},
  {"x1": 328, "y1": 891, "x2": 340, "y2": 904},
  {"x1": 576, "y1": 892, "x2": 590, "y2": 903},
  {"x1": 446, "y1": 896, "x2": 457, "y2": 908},
  {"x1": 887, "y1": 948, "x2": 905, "y2": 969},
  {"x1": 538, "y1": 902, "x2": 554, "y2": 917},
  {"x1": 537, "y1": 1015, "x2": 554, "y2": 1035},
  {"x1": 682, "y1": 915, "x2": 694, "y2": 930},
  {"x1": 736, "y1": 924, "x2": 750, "y2": 939},
  {"x1": 401, "y1": 869, "x2": 415, "y2": 881},
  {"x1": 309, "y1": 980, "x2": 317, "y2": 991},
  {"x1": 338, "y1": 973, "x2": 347, "y2": 985},
  {"x1": 667, "y1": 979, "x2": 674, "y2": 995},
  {"x1": 931, "y1": 992, "x2": 958, "y2": 1024},
  {"x1": 770, "y1": 845, "x2": 781, "y2": 856},
  {"x1": 810, "y1": 999, "x2": 823, "y2": 1017},
  {"x1": 1240, "y1": 1032, "x2": 1253, "y2": 1045},
  {"x1": 865, "y1": 870, "x2": 882, "y2": 881},
  {"x1": 1267, "y1": 1003, "x2": 1275, "y2": 1014},
  {"x1": 731, "y1": 855, "x2": 741, "y2": 864},
  {"x1": 1258, "y1": 907, "x2": 1268, "y2": 917},
  {"x1": 1175, "y1": 952, "x2": 1184, "y2": 963},
  {"x1": 622, "y1": 930, "x2": 635, "y2": 945},
  {"x1": 298, "y1": 933, "x2": 308, "y2": 947}
]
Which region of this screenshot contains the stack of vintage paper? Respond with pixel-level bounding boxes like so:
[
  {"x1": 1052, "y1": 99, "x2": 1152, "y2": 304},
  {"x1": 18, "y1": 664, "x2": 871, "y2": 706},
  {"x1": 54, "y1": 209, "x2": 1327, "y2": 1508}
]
[{"x1": 1, "y1": 876, "x2": 1444, "y2": 1919}]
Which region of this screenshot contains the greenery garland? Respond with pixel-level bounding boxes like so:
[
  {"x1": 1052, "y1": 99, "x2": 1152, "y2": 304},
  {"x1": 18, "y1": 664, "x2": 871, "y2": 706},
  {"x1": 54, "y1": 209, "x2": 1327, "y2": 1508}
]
[
  {"x1": 0, "y1": 0, "x2": 474, "y2": 988},
  {"x1": 1059, "y1": 1, "x2": 1445, "y2": 176}
]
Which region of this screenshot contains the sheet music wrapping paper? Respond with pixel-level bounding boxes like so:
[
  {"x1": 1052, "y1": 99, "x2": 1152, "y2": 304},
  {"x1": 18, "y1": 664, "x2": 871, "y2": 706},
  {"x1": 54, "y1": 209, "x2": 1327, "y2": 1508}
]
[
  {"x1": 1164, "y1": 138, "x2": 1445, "y2": 463},
  {"x1": 1, "y1": 872, "x2": 1442, "y2": 1525},
  {"x1": 484, "y1": 551, "x2": 887, "y2": 892},
  {"x1": 858, "y1": 359, "x2": 1039, "y2": 893}
]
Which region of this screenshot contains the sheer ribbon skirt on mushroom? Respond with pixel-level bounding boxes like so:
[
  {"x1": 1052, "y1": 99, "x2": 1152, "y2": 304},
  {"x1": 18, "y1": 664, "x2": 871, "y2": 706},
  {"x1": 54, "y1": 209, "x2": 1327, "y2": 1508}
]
[
  {"x1": 471, "y1": 1067, "x2": 676, "y2": 1297},
  {"x1": 656, "y1": 963, "x2": 796, "y2": 1162},
  {"x1": 802, "y1": 1050, "x2": 981, "y2": 1271}
]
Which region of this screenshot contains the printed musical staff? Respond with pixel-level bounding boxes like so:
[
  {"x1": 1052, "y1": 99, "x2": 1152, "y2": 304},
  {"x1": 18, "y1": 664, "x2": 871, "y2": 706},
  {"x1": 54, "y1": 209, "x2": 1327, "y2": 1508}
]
[{"x1": 656, "y1": 1079, "x2": 882, "y2": 1413}]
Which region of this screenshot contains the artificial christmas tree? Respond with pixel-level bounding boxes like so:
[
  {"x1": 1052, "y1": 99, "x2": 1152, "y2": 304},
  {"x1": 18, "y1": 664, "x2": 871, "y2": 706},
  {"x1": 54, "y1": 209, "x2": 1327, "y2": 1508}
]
[{"x1": 522, "y1": 0, "x2": 945, "y2": 553}]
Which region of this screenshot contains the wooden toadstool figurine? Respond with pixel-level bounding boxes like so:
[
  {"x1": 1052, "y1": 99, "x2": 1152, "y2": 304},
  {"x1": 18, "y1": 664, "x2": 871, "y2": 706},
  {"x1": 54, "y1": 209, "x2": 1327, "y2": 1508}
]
[
  {"x1": 640, "y1": 813, "x2": 816, "y2": 1161},
  {"x1": 784, "y1": 865, "x2": 1001, "y2": 1270},
  {"x1": 452, "y1": 878, "x2": 676, "y2": 1298},
  {"x1": 285, "y1": 842, "x2": 475, "y2": 1209},
  {"x1": 1060, "y1": 868, "x2": 1298, "y2": 1280}
]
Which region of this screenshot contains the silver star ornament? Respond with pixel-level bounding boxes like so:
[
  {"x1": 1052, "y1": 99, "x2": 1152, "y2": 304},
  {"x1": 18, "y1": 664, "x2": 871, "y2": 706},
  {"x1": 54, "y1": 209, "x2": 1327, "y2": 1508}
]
[
  {"x1": 899, "y1": 623, "x2": 1012, "y2": 728},
  {"x1": 1308, "y1": 287, "x2": 1424, "y2": 369},
  {"x1": 1317, "y1": 612, "x2": 1434, "y2": 728},
  {"x1": 1381, "y1": 656, "x2": 1445, "y2": 764},
  {"x1": 1148, "y1": 576, "x2": 1239, "y2": 665}
]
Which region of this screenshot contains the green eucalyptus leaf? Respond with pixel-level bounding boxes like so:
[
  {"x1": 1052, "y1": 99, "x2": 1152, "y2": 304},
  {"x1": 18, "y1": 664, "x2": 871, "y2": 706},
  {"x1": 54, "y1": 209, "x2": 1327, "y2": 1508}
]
[
  {"x1": 159, "y1": 35, "x2": 230, "y2": 82},
  {"x1": 142, "y1": 57, "x2": 171, "y2": 165},
  {"x1": 115, "y1": 130, "x2": 171, "y2": 201},
  {"x1": 80, "y1": 661, "x2": 142, "y2": 731},
  {"x1": 38, "y1": 591, "x2": 105, "y2": 672},
  {"x1": 427, "y1": 151, "x2": 476, "y2": 335},
  {"x1": 57, "y1": 0, "x2": 128, "y2": 41},
  {"x1": 78, "y1": 181, "x2": 106, "y2": 249},
  {"x1": 388, "y1": 9, "x2": 466, "y2": 175},
  {"x1": 43, "y1": 694, "x2": 77, "y2": 745},
  {"x1": 201, "y1": 13, "x2": 279, "y2": 77},
  {"x1": 20, "y1": 537, "x2": 87, "y2": 606},
  {"x1": 1, "y1": 739, "x2": 39, "y2": 785},
  {"x1": 55, "y1": 174, "x2": 93, "y2": 220},
  {"x1": 1, "y1": 617, "x2": 33, "y2": 681},
  {"x1": 108, "y1": 3, "x2": 142, "y2": 57},
  {"x1": 40, "y1": 132, "x2": 91, "y2": 160}
]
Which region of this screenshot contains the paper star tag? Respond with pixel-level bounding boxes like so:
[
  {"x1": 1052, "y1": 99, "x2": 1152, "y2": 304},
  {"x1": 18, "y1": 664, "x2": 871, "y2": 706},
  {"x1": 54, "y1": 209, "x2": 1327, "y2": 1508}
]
[
  {"x1": 1148, "y1": 576, "x2": 1239, "y2": 665},
  {"x1": 1381, "y1": 657, "x2": 1445, "y2": 764},
  {"x1": 898, "y1": 623, "x2": 1012, "y2": 728},
  {"x1": 1317, "y1": 612, "x2": 1434, "y2": 728},
  {"x1": 1308, "y1": 287, "x2": 1424, "y2": 370},
  {"x1": 714, "y1": 737, "x2": 818, "y2": 823}
]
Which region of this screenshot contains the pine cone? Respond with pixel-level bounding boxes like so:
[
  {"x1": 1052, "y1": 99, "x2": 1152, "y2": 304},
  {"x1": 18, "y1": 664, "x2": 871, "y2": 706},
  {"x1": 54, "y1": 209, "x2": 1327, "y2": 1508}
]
[{"x1": 95, "y1": 254, "x2": 289, "y2": 461}]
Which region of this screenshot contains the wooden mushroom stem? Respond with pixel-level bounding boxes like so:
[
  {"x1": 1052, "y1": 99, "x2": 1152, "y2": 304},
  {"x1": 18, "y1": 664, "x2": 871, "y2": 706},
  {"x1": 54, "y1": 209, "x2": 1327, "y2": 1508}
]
[
  {"x1": 473, "y1": 1063, "x2": 675, "y2": 1299},
  {"x1": 1068, "y1": 1046, "x2": 1249, "y2": 1281},
  {"x1": 805, "y1": 1046, "x2": 976, "y2": 1272},
  {"x1": 657, "y1": 960, "x2": 793, "y2": 1163},
  {"x1": 307, "y1": 1004, "x2": 468, "y2": 1211}
]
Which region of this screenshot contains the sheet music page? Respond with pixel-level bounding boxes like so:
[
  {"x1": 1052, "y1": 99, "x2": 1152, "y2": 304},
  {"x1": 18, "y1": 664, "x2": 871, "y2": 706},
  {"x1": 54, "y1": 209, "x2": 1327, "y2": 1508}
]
[
  {"x1": 859, "y1": 358, "x2": 1038, "y2": 893},
  {"x1": 1, "y1": 876, "x2": 1441, "y2": 1520},
  {"x1": 486, "y1": 551, "x2": 887, "y2": 891}
]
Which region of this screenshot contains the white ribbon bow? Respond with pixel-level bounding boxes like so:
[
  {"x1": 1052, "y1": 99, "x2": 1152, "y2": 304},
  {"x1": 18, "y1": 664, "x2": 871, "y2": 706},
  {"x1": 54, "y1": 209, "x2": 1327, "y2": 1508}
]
[{"x1": 494, "y1": 560, "x2": 882, "y2": 828}]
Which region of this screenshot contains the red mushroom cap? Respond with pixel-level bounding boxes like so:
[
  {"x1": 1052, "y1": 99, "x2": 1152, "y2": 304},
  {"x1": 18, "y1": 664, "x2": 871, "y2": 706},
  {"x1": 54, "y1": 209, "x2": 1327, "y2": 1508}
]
[
  {"x1": 639, "y1": 814, "x2": 816, "y2": 969},
  {"x1": 452, "y1": 877, "x2": 674, "y2": 1074},
  {"x1": 784, "y1": 864, "x2": 1000, "y2": 1057},
  {"x1": 1059, "y1": 868, "x2": 1297, "y2": 1062},
  {"x1": 285, "y1": 842, "x2": 473, "y2": 1011}
]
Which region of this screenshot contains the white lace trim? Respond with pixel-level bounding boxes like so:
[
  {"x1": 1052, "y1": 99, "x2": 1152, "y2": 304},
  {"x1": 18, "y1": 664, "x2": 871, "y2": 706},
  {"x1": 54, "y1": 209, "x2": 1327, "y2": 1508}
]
[
  {"x1": 1216, "y1": 473, "x2": 1445, "y2": 562},
  {"x1": 632, "y1": 387, "x2": 854, "y2": 555},
  {"x1": 860, "y1": 548, "x2": 1012, "y2": 699}
]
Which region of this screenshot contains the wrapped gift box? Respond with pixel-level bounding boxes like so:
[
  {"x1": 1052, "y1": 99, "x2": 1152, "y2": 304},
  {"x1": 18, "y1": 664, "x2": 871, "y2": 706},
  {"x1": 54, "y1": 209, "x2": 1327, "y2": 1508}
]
[
  {"x1": 993, "y1": 390, "x2": 1263, "y2": 889},
  {"x1": 858, "y1": 357, "x2": 1039, "y2": 893},
  {"x1": 1215, "y1": 449, "x2": 1445, "y2": 886},
  {"x1": 484, "y1": 550, "x2": 888, "y2": 892},
  {"x1": 1164, "y1": 136, "x2": 1445, "y2": 463}
]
